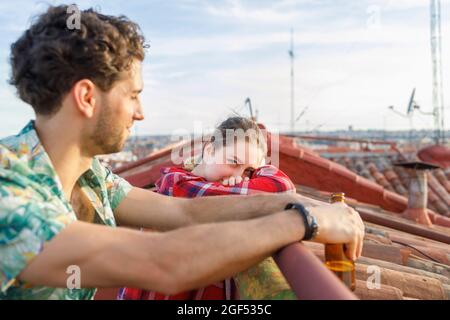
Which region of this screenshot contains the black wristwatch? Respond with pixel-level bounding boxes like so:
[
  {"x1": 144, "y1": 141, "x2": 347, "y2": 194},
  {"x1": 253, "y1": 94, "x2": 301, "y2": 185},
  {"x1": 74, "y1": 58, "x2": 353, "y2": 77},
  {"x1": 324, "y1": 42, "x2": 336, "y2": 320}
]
[{"x1": 285, "y1": 203, "x2": 318, "y2": 241}]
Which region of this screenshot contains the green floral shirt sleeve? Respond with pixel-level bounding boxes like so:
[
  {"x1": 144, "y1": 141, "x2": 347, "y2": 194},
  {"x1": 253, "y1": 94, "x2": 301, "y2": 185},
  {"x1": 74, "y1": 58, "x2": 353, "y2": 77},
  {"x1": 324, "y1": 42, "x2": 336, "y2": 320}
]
[
  {"x1": 103, "y1": 164, "x2": 133, "y2": 211},
  {"x1": 0, "y1": 121, "x2": 130, "y2": 299},
  {"x1": 0, "y1": 188, "x2": 74, "y2": 295}
]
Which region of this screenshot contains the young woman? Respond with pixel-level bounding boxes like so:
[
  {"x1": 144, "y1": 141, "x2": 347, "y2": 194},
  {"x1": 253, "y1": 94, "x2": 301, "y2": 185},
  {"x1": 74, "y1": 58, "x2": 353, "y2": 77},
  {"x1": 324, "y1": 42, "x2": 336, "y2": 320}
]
[{"x1": 118, "y1": 117, "x2": 296, "y2": 300}]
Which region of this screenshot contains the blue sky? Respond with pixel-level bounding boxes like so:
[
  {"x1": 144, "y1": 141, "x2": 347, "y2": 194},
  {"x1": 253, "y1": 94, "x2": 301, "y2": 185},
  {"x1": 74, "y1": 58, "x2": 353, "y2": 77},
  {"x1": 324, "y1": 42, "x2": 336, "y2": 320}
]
[{"x1": 0, "y1": 0, "x2": 449, "y2": 136}]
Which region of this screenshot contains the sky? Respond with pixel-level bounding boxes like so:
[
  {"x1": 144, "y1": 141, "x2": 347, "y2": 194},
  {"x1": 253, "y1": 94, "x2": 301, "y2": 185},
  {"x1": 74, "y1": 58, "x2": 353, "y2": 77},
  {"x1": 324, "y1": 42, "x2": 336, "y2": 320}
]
[{"x1": 0, "y1": 0, "x2": 449, "y2": 136}]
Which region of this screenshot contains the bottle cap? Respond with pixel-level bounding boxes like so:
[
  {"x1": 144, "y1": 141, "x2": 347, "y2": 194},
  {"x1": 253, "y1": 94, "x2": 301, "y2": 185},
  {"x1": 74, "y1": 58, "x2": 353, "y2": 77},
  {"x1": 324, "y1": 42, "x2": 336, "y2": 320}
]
[{"x1": 330, "y1": 192, "x2": 345, "y2": 203}]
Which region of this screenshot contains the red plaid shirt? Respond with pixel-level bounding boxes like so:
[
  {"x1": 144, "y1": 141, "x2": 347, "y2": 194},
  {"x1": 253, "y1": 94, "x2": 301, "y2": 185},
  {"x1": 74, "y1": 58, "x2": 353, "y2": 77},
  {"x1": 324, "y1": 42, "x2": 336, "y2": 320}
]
[
  {"x1": 118, "y1": 165, "x2": 295, "y2": 300},
  {"x1": 155, "y1": 165, "x2": 296, "y2": 197}
]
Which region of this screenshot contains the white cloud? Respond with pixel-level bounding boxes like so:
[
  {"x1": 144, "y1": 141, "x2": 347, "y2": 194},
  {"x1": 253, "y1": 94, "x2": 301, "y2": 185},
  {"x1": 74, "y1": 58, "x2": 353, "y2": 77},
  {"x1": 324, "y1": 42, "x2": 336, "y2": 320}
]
[
  {"x1": 147, "y1": 32, "x2": 289, "y2": 57},
  {"x1": 384, "y1": 0, "x2": 434, "y2": 10},
  {"x1": 147, "y1": 17, "x2": 443, "y2": 58},
  {"x1": 1, "y1": 0, "x2": 449, "y2": 137},
  {"x1": 204, "y1": 0, "x2": 301, "y2": 23},
  {"x1": 137, "y1": 19, "x2": 450, "y2": 135}
]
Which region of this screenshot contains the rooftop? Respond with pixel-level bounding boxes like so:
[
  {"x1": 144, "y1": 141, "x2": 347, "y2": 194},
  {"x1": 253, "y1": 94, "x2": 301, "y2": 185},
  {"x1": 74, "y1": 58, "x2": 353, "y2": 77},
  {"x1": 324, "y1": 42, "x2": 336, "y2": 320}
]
[{"x1": 96, "y1": 130, "x2": 450, "y2": 300}]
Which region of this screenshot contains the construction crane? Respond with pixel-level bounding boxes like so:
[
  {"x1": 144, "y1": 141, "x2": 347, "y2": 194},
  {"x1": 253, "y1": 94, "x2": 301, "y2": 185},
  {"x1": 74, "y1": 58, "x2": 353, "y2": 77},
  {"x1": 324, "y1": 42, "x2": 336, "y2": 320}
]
[{"x1": 430, "y1": 0, "x2": 445, "y2": 144}]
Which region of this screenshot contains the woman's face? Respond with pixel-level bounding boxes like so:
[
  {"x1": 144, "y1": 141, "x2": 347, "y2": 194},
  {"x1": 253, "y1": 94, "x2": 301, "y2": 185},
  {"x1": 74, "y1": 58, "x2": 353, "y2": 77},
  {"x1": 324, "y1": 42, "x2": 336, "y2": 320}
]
[{"x1": 201, "y1": 138, "x2": 265, "y2": 182}]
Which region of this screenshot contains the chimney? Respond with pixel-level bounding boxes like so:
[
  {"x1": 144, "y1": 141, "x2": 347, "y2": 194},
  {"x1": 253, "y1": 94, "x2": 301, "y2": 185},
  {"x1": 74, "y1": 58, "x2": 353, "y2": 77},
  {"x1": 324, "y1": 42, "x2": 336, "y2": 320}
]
[{"x1": 394, "y1": 161, "x2": 440, "y2": 226}]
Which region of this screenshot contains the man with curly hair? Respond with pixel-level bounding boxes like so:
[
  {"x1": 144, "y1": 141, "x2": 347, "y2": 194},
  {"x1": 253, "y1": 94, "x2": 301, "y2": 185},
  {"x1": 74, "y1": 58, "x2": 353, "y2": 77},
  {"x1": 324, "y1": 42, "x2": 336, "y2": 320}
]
[{"x1": 0, "y1": 5, "x2": 364, "y2": 300}]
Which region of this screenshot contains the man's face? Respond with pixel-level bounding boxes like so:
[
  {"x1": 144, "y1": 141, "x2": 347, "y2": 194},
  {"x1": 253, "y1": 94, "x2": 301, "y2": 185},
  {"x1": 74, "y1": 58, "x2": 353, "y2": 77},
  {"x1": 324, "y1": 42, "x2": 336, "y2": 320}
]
[{"x1": 87, "y1": 60, "x2": 144, "y2": 155}]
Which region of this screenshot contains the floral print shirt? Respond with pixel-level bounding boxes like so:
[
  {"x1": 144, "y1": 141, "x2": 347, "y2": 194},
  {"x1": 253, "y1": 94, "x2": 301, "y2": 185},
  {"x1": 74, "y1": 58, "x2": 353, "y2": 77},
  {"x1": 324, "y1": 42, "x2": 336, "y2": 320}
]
[{"x1": 0, "y1": 121, "x2": 132, "y2": 300}]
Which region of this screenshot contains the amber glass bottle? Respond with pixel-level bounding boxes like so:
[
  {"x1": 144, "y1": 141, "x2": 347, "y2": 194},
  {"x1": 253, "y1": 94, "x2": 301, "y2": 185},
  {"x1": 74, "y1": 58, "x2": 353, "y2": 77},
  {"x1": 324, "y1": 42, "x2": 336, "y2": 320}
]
[{"x1": 325, "y1": 192, "x2": 356, "y2": 291}]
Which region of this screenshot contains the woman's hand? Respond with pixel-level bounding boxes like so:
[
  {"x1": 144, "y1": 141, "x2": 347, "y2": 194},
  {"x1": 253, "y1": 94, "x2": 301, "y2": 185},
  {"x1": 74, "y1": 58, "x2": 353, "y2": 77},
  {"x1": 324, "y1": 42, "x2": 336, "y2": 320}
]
[
  {"x1": 221, "y1": 167, "x2": 256, "y2": 186},
  {"x1": 305, "y1": 202, "x2": 365, "y2": 261},
  {"x1": 222, "y1": 175, "x2": 249, "y2": 186}
]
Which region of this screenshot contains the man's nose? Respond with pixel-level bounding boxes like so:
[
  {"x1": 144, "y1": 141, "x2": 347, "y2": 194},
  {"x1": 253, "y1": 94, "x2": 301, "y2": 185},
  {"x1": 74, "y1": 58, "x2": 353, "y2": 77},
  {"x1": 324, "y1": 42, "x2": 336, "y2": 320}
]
[{"x1": 133, "y1": 104, "x2": 144, "y2": 121}]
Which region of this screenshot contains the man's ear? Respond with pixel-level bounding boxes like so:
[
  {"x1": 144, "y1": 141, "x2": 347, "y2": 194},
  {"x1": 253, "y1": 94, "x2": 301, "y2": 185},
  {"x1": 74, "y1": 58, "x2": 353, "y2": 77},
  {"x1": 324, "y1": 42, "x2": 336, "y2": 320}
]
[{"x1": 71, "y1": 79, "x2": 97, "y2": 118}]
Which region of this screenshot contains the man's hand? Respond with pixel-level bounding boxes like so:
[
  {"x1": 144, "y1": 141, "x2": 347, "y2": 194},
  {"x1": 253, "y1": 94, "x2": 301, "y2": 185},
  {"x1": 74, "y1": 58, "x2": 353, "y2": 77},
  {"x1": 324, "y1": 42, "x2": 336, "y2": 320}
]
[
  {"x1": 305, "y1": 202, "x2": 365, "y2": 261},
  {"x1": 285, "y1": 192, "x2": 365, "y2": 260}
]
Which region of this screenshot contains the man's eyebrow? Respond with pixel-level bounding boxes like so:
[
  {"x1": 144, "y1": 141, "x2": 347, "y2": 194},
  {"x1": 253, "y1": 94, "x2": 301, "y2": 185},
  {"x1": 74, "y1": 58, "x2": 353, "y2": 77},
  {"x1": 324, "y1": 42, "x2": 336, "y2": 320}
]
[{"x1": 131, "y1": 88, "x2": 143, "y2": 94}]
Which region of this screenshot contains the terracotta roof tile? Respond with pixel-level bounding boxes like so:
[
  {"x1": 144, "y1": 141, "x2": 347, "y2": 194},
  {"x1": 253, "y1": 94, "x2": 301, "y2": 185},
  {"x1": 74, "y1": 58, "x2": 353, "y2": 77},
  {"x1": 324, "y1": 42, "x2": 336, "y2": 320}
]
[{"x1": 322, "y1": 151, "x2": 450, "y2": 218}]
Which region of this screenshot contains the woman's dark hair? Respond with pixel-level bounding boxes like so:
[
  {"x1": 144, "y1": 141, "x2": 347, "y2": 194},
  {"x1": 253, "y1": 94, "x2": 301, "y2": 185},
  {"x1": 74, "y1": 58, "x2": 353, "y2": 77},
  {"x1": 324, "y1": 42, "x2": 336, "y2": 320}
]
[
  {"x1": 184, "y1": 117, "x2": 268, "y2": 170},
  {"x1": 210, "y1": 116, "x2": 267, "y2": 154},
  {"x1": 9, "y1": 5, "x2": 146, "y2": 115}
]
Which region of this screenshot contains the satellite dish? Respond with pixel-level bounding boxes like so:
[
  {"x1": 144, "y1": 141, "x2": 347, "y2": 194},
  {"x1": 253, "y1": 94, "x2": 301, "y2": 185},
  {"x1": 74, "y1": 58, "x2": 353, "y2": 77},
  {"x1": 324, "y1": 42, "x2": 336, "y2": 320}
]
[{"x1": 407, "y1": 88, "x2": 416, "y2": 115}]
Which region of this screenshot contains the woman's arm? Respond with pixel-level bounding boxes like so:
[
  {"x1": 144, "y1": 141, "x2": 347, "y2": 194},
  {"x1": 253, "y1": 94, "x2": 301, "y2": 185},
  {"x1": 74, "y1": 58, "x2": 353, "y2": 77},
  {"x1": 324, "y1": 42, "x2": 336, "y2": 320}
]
[
  {"x1": 227, "y1": 165, "x2": 296, "y2": 193},
  {"x1": 170, "y1": 165, "x2": 296, "y2": 197}
]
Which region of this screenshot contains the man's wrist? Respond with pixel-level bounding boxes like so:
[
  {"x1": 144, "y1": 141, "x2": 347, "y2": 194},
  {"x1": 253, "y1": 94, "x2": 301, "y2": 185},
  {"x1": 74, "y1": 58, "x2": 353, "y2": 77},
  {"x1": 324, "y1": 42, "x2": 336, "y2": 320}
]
[
  {"x1": 285, "y1": 203, "x2": 318, "y2": 241},
  {"x1": 305, "y1": 206, "x2": 328, "y2": 243}
]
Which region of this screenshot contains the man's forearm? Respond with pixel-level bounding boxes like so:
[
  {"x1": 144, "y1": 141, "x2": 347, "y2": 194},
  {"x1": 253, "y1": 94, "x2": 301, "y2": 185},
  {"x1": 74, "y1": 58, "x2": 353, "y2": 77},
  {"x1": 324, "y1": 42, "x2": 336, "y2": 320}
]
[
  {"x1": 136, "y1": 209, "x2": 305, "y2": 293},
  {"x1": 115, "y1": 187, "x2": 326, "y2": 231},
  {"x1": 184, "y1": 192, "x2": 325, "y2": 225},
  {"x1": 19, "y1": 211, "x2": 305, "y2": 294}
]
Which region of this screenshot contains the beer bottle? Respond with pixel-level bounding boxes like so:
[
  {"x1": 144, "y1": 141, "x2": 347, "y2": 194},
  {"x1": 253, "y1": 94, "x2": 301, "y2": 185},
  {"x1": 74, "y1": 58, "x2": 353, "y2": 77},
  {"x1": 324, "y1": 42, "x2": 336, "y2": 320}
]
[{"x1": 325, "y1": 192, "x2": 356, "y2": 291}]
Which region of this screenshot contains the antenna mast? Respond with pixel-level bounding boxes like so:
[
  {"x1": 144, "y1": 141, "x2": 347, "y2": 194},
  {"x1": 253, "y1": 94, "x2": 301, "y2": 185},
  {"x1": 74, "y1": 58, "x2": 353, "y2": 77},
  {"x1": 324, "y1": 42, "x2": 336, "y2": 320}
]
[
  {"x1": 430, "y1": 0, "x2": 445, "y2": 144},
  {"x1": 289, "y1": 28, "x2": 295, "y2": 133}
]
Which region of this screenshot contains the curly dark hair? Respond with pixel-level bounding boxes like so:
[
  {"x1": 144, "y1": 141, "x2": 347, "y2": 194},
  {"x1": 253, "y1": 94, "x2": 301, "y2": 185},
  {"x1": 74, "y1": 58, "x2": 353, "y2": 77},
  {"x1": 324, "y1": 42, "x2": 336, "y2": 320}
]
[{"x1": 9, "y1": 5, "x2": 146, "y2": 115}]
